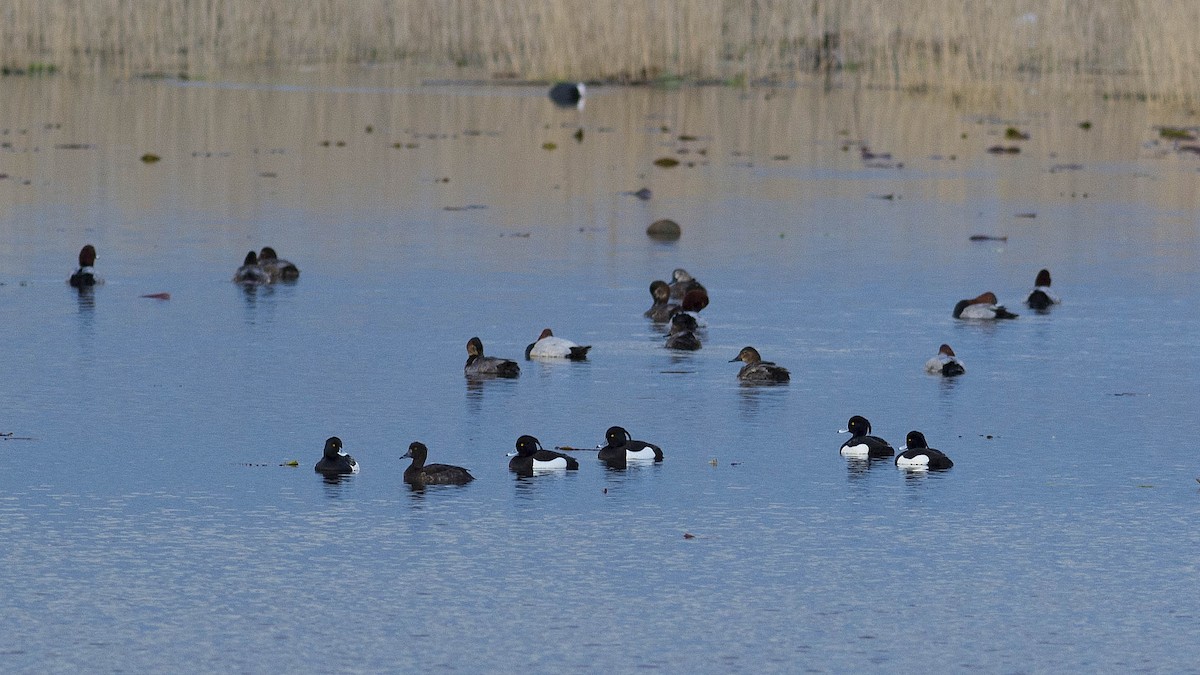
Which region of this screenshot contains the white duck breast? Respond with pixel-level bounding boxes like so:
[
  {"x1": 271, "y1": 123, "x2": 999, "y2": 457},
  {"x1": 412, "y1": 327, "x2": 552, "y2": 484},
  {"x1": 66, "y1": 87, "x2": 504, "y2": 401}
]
[
  {"x1": 625, "y1": 445, "x2": 659, "y2": 460},
  {"x1": 924, "y1": 354, "x2": 965, "y2": 374},
  {"x1": 528, "y1": 336, "x2": 588, "y2": 359},
  {"x1": 895, "y1": 453, "x2": 931, "y2": 469},
  {"x1": 958, "y1": 303, "x2": 999, "y2": 319},
  {"x1": 840, "y1": 442, "x2": 871, "y2": 459},
  {"x1": 531, "y1": 456, "x2": 569, "y2": 470}
]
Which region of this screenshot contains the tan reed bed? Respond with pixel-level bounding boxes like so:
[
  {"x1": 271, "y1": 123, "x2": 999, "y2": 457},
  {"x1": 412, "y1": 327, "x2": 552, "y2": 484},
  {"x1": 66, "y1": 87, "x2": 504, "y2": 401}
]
[{"x1": 2, "y1": 1, "x2": 1199, "y2": 101}]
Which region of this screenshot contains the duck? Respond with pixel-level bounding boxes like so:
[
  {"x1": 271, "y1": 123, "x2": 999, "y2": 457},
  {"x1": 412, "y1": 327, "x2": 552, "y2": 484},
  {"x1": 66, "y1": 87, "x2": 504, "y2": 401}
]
[
  {"x1": 664, "y1": 313, "x2": 701, "y2": 350},
  {"x1": 668, "y1": 268, "x2": 705, "y2": 299},
  {"x1": 597, "y1": 426, "x2": 663, "y2": 463},
  {"x1": 402, "y1": 441, "x2": 474, "y2": 485},
  {"x1": 677, "y1": 287, "x2": 710, "y2": 327},
  {"x1": 507, "y1": 435, "x2": 580, "y2": 476},
  {"x1": 644, "y1": 280, "x2": 680, "y2": 322},
  {"x1": 729, "y1": 346, "x2": 790, "y2": 382},
  {"x1": 313, "y1": 436, "x2": 359, "y2": 475},
  {"x1": 548, "y1": 82, "x2": 586, "y2": 109},
  {"x1": 895, "y1": 431, "x2": 953, "y2": 470},
  {"x1": 1025, "y1": 269, "x2": 1060, "y2": 310},
  {"x1": 258, "y1": 247, "x2": 300, "y2": 282},
  {"x1": 465, "y1": 337, "x2": 520, "y2": 378},
  {"x1": 838, "y1": 416, "x2": 895, "y2": 458},
  {"x1": 68, "y1": 244, "x2": 101, "y2": 288},
  {"x1": 232, "y1": 251, "x2": 271, "y2": 285},
  {"x1": 953, "y1": 291, "x2": 1018, "y2": 319},
  {"x1": 525, "y1": 328, "x2": 591, "y2": 360},
  {"x1": 924, "y1": 344, "x2": 966, "y2": 377}
]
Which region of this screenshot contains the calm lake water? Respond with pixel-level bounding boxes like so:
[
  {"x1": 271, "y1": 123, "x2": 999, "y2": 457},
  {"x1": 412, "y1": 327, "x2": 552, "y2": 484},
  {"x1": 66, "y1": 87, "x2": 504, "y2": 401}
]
[{"x1": 2, "y1": 66, "x2": 1199, "y2": 672}]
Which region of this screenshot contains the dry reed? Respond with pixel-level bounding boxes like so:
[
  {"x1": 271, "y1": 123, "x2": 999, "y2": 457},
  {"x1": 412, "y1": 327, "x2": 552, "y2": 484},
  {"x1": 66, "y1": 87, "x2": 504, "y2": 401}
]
[{"x1": 2, "y1": 1, "x2": 1199, "y2": 101}]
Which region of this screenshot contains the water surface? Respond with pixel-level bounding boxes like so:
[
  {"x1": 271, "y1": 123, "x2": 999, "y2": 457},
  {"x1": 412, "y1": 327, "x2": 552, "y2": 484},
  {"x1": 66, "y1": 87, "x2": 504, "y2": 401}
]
[{"x1": 1, "y1": 67, "x2": 1199, "y2": 672}]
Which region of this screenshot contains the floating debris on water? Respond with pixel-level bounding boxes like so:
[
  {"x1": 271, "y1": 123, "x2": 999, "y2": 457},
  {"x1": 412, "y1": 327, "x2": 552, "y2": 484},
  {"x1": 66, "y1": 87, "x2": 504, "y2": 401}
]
[
  {"x1": 653, "y1": 157, "x2": 680, "y2": 168},
  {"x1": 140, "y1": 153, "x2": 161, "y2": 163}
]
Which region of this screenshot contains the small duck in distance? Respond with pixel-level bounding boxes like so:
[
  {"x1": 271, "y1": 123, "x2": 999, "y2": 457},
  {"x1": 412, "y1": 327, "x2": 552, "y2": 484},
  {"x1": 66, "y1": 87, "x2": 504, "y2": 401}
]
[
  {"x1": 465, "y1": 337, "x2": 520, "y2": 378},
  {"x1": 953, "y1": 291, "x2": 1018, "y2": 320},
  {"x1": 664, "y1": 312, "x2": 701, "y2": 350},
  {"x1": 644, "y1": 280, "x2": 679, "y2": 322},
  {"x1": 838, "y1": 416, "x2": 895, "y2": 459},
  {"x1": 924, "y1": 344, "x2": 966, "y2": 377},
  {"x1": 597, "y1": 426, "x2": 663, "y2": 464},
  {"x1": 507, "y1": 435, "x2": 580, "y2": 476},
  {"x1": 525, "y1": 328, "x2": 591, "y2": 360},
  {"x1": 232, "y1": 251, "x2": 271, "y2": 285},
  {"x1": 314, "y1": 436, "x2": 359, "y2": 475},
  {"x1": 668, "y1": 268, "x2": 705, "y2": 299},
  {"x1": 258, "y1": 247, "x2": 300, "y2": 282},
  {"x1": 1025, "y1": 269, "x2": 1060, "y2": 310},
  {"x1": 402, "y1": 442, "x2": 475, "y2": 485},
  {"x1": 68, "y1": 244, "x2": 101, "y2": 288},
  {"x1": 548, "y1": 82, "x2": 586, "y2": 109},
  {"x1": 895, "y1": 431, "x2": 953, "y2": 471},
  {"x1": 729, "y1": 346, "x2": 790, "y2": 383}
]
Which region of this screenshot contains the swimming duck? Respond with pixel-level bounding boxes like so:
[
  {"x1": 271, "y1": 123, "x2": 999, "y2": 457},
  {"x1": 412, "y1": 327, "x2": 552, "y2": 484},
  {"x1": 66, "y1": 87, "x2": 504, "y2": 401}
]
[
  {"x1": 507, "y1": 435, "x2": 580, "y2": 476},
  {"x1": 465, "y1": 337, "x2": 520, "y2": 378},
  {"x1": 232, "y1": 251, "x2": 271, "y2": 285},
  {"x1": 924, "y1": 344, "x2": 966, "y2": 377},
  {"x1": 68, "y1": 244, "x2": 101, "y2": 288},
  {"x1": 953, "y1": 291, "x2": 1018, "y2": 319},
  {"x1": 895, "y1": 431, "x2": 953, "y2": 470},
  {"x1": 525, "y1": 328, "x2": 591, "y2": 360},
  {"x1": 597, "y1": 426, "x2": 663, "y2": 463},
  {"x1": 677, "y1": 287, "x2": 710, "y2": 327},
  {"x1": 644, "y1": 280, "x2": 680, "y2": 322},
  {"x1": 258, "y1": 247, "x2": 300, "y2": 282},
  {"x1": 838, "y1": 416, "x2": 895, "y2": 458},
  {"x1": 314, "y1": 436, "x2": 359, "y2": 475},
  {"x1": 664, "y1": 313, "x2": 701, "y2": 350},
  {"x1": 729, "y1": 346, "x2": 790, "y2": 382},
  {"x1": 548, "y1": 82, "x2": 586, "y2": 109},
  {"x1": 402, "y1": 441, "x2": 475, "y2": 485},
  {"x1": 668, "y1": 268, "x2": 706, "y2": 299},
  {"x1": 1025, "y1": 269, "x2": 1060, "y2": 310}
]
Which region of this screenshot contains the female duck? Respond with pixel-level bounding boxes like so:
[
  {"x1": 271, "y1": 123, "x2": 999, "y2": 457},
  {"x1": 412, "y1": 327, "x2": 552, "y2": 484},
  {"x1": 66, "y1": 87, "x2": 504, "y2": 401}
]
[
  {"x1": 233, "y1": 251, "x2": 271, "y2": 285},
  {"x1": 895, "y1": 431, "x2": 953, "y2": 470},
  {"x1": 598, "y1": 426, "x2": 663, "y2": 463},
  {"x1": 644, "y1": 280, "x2": 679, "y2": 322},
  {"x1": 314, "y1": 436, "x2": 359, "y2": 475},
  {"x1": 924, "y1": 344, "x2": 966, "y2": 377},
  {"x1": 839, "y1": 416, "x2": 895, "y2": 458},
  {"x1": 953, "y1": 291, "x2": 1018, "y2": 320},
  {"x1": 402, "y1": 441, "x2": 474, "y2": 485},
  {"x1": 465, "y1": 337, "x2": 520, "y2": 377},
  {"x1": 1025, "y1": 269, "x2": 1060, "y2": 310},
  {"x1": 258, "y1": 247, "x2": 300, "y2": 282},
  {"x1": 664, "y1": 313, "x2": 701, "y2": 351},
  {"x1": 507, "y1": 435, "x2": 580, "y2": 476},
  {"x1": 729, "y1": 346, "x2": 790, "y2": 383},
  {"x1": 68, "y1": 244, "x2": 101, "y2": 288},
  {"x1": 525, "y1": 328, "x2": 591, "y2": 360}
]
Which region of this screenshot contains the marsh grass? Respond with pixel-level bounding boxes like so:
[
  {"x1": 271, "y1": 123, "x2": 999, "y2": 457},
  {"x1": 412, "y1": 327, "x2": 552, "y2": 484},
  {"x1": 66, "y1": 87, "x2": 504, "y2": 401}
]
[{"x1": 2, "y1": 1, "x2": 1198, "y2": 101}]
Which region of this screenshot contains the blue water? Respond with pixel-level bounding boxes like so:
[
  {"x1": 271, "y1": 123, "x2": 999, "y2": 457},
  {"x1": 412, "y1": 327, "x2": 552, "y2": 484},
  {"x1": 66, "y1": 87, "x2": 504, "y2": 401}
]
[{"x1": 2, "y1": 69, "x2": 1199, "y2": 672}]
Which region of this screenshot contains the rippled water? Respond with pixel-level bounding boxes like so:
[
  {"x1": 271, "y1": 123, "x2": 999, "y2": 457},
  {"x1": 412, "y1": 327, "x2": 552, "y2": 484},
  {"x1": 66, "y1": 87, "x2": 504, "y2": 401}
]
[{"x1": 2, "y1": 67, "x2": 1199, "y2": 672}]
